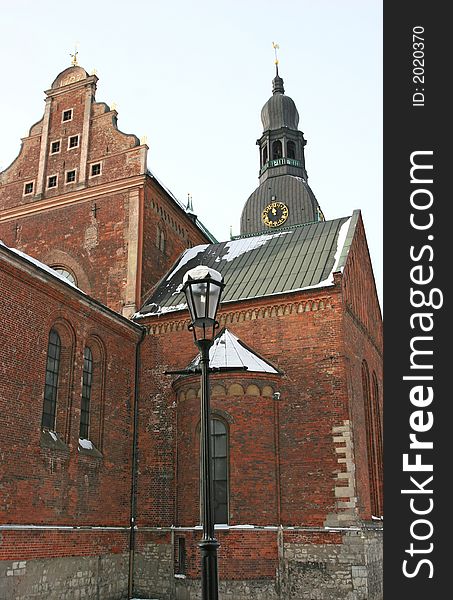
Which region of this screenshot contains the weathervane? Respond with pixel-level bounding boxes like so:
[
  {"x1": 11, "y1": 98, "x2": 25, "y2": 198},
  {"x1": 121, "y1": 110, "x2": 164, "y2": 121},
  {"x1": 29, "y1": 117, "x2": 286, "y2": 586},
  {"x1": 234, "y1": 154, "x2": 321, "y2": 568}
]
[
  {"x1": 272, "y1": 41, "x2": 280, "y2": 67},
  {"x1": 70, "y1": 43, "x2": 79, "y2": 66}
]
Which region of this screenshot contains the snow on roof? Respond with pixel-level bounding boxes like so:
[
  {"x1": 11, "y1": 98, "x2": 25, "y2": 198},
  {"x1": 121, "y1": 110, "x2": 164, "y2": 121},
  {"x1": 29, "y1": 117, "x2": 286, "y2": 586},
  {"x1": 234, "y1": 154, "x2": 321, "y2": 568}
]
[
  {"x1": 189, "y1": 328, "x2": 279, "y2": 373},
  {"x1": 215, "y1": 231, "x2": 290, "y2": 263},
  {"x1": 166, "y1": 244, "x2": 209, "y2": 281},
  {"x1": 0, "y1": 240, "x2": 83, "y2": 292}
]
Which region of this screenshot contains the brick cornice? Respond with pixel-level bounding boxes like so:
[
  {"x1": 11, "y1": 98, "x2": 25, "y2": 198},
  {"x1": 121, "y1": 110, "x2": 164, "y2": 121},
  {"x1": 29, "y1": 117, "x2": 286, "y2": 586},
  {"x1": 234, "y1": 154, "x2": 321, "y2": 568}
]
[{"x1": 140, "y1": 293, "x2": 336, "y2": 336}]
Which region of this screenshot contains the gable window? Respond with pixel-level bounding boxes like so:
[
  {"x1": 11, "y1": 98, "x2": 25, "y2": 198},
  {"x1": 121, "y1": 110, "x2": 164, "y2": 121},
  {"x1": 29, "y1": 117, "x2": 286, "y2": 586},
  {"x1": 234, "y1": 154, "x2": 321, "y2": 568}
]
[
  {"x1": 90, "y1": 163, "x2": 101, "y2": 177},
  {"x1": 66, "y1": 170, "x2": 76, "y2": 183},
  {"x1": 23, "y1": 181, "x2": 34, "y2": 195},
  {"x1": 62, "y1": 109, "x2": 73, "y2": 122},
  {"x1": 47, "y1": 175, "x2": 57, "y2": 188},
  {"x1": 41, "y1": 329, "x2": 61, "y2": 430},
  {"x1": 211, "y1": 418, "x2": 228, "y2": 524},
  {"x1": 68, "y1": 135, "x2": 79, "y2": 149},
  {"x1": 50, "y1": 140, "x2": 61, "y2": 154},
  {"x1": 80, "y1": 347, "x2": 93, "y2": 440}
]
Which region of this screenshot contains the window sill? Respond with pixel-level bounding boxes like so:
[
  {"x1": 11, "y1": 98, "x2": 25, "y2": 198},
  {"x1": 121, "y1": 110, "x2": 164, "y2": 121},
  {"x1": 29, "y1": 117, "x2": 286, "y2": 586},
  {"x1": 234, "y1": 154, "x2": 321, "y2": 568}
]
[
  {"x1": 40, "y1": 429, "x2": 69, "y2": 452},
  {"x1": 78, "y1": 439, "x2": 103, "y2": 458}
]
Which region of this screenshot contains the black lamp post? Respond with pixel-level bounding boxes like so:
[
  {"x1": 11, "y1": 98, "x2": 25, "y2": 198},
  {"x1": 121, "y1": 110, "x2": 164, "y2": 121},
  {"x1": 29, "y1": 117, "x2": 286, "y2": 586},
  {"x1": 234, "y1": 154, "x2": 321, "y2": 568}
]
[{"x1": 182, "y1": 265, "x2": 225, "y2": 600}]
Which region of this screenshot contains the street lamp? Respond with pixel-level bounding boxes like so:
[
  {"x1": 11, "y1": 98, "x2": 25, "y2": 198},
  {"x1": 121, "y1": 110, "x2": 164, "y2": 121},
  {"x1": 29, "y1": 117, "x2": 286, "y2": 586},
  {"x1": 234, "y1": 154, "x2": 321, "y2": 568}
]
[{"x1": 182, "y1": 265, "x2": 225, "y2": 600}]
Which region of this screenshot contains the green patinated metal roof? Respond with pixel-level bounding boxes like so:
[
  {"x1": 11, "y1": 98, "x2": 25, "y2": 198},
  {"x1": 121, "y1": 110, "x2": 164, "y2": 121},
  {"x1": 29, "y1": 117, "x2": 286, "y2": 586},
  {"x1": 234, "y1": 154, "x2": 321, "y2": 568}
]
[{"x1": 136, "y1": 211, "x2": 359, "y2": 317}]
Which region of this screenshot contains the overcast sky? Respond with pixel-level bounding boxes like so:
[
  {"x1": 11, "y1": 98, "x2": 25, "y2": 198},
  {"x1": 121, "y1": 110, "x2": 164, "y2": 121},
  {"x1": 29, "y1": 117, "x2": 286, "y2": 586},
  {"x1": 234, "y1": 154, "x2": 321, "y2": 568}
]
[{"x1": 0, "y1": 0, "x2": 382, "y2": 307}]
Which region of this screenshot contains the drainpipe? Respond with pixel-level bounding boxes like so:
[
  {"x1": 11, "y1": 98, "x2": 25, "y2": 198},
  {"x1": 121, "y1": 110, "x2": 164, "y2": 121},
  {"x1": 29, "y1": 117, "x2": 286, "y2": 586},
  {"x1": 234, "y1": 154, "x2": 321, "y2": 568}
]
[{"x1": 128, "y1": 325, "x2": 146, "y2": 599}]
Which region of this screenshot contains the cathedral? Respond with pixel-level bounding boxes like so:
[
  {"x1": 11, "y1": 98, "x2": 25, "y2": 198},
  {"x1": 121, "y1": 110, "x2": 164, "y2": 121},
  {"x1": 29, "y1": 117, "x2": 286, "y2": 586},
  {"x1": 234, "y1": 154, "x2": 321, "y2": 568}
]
[{"x1": 0, "y1": 59, "x2": 383, "y2": 600}]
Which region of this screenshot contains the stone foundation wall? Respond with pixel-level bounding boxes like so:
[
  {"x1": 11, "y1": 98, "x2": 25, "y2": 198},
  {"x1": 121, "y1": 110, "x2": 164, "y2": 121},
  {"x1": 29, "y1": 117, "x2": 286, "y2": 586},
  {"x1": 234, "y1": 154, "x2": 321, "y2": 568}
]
[
  {"x1": 0, "y1": 554, "x2": 128, "y2": 600},
  {"x1": 280, "y1": 530, "x2": 383, "y2": 600},
  {"x1": 134, "y1": 529, "x2": 383, "y2": 600},
  {"x1": 133, "y1": 541, "x2": 174, "y2": 599},
  {"x1": 175, "y1": 578, "x2": 278, "y2": 600},
  {"x1": 1, "y1": 530, "x2": 381, "y2": 600}
]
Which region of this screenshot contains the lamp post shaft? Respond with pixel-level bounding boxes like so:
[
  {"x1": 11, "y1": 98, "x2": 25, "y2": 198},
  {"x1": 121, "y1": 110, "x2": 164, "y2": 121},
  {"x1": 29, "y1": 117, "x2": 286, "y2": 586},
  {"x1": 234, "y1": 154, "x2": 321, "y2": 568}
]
[{"x1": 198, "y1": 339, "x2": 219, "y2": 600}]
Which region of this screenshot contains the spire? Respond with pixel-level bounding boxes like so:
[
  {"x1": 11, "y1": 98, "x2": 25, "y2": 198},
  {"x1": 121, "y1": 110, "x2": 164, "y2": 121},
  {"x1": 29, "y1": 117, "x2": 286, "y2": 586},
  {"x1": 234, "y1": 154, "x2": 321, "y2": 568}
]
[
  {"x1": 240, "y1": 56, "x2": 324, "y2": 235},
  {"x1": 186, "y1": 193, "x2": 194, "y2": 213},
  {"x1": 272, "y1": 73, "x2": 285, "y2": 95}
]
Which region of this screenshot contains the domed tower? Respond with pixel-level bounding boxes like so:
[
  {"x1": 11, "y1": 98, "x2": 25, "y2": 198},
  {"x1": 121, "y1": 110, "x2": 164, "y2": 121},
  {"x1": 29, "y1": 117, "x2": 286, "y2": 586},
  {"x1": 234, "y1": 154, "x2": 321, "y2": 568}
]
[{"x1": 240, "y1": 66, "x2": 324, "y2": 235}]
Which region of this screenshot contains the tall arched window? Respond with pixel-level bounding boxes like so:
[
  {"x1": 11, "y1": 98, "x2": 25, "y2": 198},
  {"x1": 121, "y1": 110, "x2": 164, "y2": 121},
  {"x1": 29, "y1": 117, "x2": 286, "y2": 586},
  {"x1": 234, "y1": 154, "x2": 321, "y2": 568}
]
[
  {"x1": 372, "y1": 372, "x2": 383, "y2": 515},
  {"x1": 262, "y1": 145, "x2": 268, "y2": 166},
  {"x1": 42, "y1": 329, "x2": 61, "y2": 430},
  {"x1": 272, "y1": 140, "x2": 282, "y2": 159},
  {"x1": 362, "y1": 361, "x2": 381, "y2": 516},
  {"x1": 211, "y1": 418, "x2": 228, "y2": 524},
  {"x1": 287, "y1": 140, "x2": 296, "y2": 159},
  {"x1": 80, "y1": 347, "x2": 93, "y2": 439}
]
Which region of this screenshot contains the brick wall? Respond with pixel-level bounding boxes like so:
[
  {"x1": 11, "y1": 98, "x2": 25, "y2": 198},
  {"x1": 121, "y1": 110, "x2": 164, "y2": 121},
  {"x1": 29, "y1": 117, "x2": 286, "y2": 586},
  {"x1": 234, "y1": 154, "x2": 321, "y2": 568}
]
[
  {"x1": 0, "y1": 248, "x2": 141, "y2": 528},
  {"x1": 140, "y1": 179, "x2": 212, "y2": 303},
  {"x1": 139, "y1": 288, "x2": 352, "y2": 532}
]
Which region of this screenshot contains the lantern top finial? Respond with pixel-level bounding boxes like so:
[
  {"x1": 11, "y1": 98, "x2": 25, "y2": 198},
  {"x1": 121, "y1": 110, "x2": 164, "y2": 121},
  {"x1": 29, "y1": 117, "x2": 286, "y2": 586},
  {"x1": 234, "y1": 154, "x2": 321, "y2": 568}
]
[{"x1": 183, "y1": 265, "x2": 223, "y2": 284}]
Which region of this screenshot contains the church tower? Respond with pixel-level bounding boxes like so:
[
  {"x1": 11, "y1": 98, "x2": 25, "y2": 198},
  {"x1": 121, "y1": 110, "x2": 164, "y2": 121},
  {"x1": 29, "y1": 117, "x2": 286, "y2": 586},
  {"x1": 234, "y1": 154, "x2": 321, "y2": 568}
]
[{"x1": 240, "y1": 66, "x2": 324, "y2": 235}]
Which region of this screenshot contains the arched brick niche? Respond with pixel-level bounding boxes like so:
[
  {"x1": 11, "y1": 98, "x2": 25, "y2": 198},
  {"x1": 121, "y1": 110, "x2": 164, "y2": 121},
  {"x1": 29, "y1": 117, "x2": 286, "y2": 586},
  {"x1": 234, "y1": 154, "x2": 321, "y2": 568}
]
[{"x1": 173, "y1": 372, "x2": 282, "y2": 527}]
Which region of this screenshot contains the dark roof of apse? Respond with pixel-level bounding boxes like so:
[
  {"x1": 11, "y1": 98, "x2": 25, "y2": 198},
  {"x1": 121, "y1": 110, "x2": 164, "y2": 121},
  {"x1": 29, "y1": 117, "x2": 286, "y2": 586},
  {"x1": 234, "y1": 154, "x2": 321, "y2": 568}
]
[{"x1": 136, "y1": 211, "x2": 359, "y2": 318}]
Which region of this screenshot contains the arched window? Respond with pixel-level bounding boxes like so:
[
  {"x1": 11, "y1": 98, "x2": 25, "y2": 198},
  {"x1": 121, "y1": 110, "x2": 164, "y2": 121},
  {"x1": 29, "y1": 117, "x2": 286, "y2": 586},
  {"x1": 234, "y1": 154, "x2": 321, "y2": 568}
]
[
  {"x1": 262, "y1": 145, "x2": 268, "y2": 166},
  {"x1": 80, "y1": 347, "x2": 93, "y2": 439},
  {"x1": 362, "y1": 361, "x2": 382, "y2": 516},
  {"x1": 52, "y1": 266, "x2": 77, "y2": 286},
  {"x1": 287, "y1": 140, "x2": 296, "y2": 159},
  {"x1": 211, "y1": 418, "x2": 228, "y2": 524},
  {"x1": 41, "y1": 329, "x2": 61, "y2": 430},
  {"x1": 272, "y1": 140, "x2": 282, "y2": 160},
  {"x1": 372, "y1": 372, "x2": 383, "y2": 515}
]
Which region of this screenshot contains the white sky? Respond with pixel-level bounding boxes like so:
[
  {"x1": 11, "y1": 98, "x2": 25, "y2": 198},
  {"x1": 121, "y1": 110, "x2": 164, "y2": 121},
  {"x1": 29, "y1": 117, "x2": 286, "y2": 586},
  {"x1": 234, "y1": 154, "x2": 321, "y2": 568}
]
[{"x1": 0, "y1": 0, "x2": 382, "y2": 307}]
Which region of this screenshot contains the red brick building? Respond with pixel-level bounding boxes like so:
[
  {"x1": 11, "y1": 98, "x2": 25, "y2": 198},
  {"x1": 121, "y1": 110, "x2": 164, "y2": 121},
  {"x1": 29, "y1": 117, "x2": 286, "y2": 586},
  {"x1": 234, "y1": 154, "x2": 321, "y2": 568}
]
[{"x1": 0, "y1": 63, "x2": 382, "y2": 599}]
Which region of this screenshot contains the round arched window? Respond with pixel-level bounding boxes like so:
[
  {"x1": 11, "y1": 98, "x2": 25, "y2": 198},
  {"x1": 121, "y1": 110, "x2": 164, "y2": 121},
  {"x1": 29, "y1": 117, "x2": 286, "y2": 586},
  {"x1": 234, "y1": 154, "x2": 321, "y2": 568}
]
[{"x1": 52, "y1": 267, "x2": 77, "y2": 286}]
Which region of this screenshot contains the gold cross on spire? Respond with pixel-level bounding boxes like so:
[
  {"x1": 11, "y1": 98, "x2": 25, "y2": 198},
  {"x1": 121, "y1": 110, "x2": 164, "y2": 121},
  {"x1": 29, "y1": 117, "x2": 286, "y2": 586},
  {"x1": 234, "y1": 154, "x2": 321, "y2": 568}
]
[
  {"x1": 272, "y1": 41, "x2": 280, "y2": 66},
  {"x1": 70, "y1": 43, "x2": 79, "y2": 66}
]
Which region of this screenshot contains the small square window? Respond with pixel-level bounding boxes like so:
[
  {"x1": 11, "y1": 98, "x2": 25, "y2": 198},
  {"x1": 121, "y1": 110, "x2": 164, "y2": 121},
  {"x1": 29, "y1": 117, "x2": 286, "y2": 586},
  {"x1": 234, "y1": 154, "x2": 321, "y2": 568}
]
[
  {"x1": 66, "y1": 170, "x2": 76, "y2": 183},
  {"x1": 48, "y1": 175, "x2": 57, "y2": 188},
  {"x1": 24, "y1": 181, "x2": 34, "y2": 195},
  {"x1": 91, "y1": 163, "x2": 101, "y2": 177},
  {"x1": 51, "y1": 140, "x2": 61, "y2": 154},
  {"x1": 62, "y1": 109, "x2": 73, "y2": 122},
  {"x1": 68, "y1": 135, "x2": 79, "y2": 149}
]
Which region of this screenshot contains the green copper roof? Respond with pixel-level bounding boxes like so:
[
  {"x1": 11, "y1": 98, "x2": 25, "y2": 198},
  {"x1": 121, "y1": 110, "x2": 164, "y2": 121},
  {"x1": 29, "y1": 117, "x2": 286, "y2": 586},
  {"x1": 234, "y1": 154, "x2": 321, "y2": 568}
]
[{"x1": 136, "y1": 211, "x2": 359, "y2": 318}]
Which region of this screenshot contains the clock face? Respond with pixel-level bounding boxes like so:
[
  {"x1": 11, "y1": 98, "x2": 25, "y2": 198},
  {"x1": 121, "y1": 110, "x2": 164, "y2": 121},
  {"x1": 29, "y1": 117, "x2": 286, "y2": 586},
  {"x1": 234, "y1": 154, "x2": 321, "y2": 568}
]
[{"x1": 262, "y1": 201, "x2": 289, "y2": 228}]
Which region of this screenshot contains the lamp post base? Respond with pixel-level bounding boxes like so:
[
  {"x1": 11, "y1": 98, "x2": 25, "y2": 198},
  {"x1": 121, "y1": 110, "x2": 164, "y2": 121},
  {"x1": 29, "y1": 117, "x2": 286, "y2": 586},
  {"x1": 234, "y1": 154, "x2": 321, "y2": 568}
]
[{"x1": 199, "y1": 539, "x2": 220, "y2": 600}]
